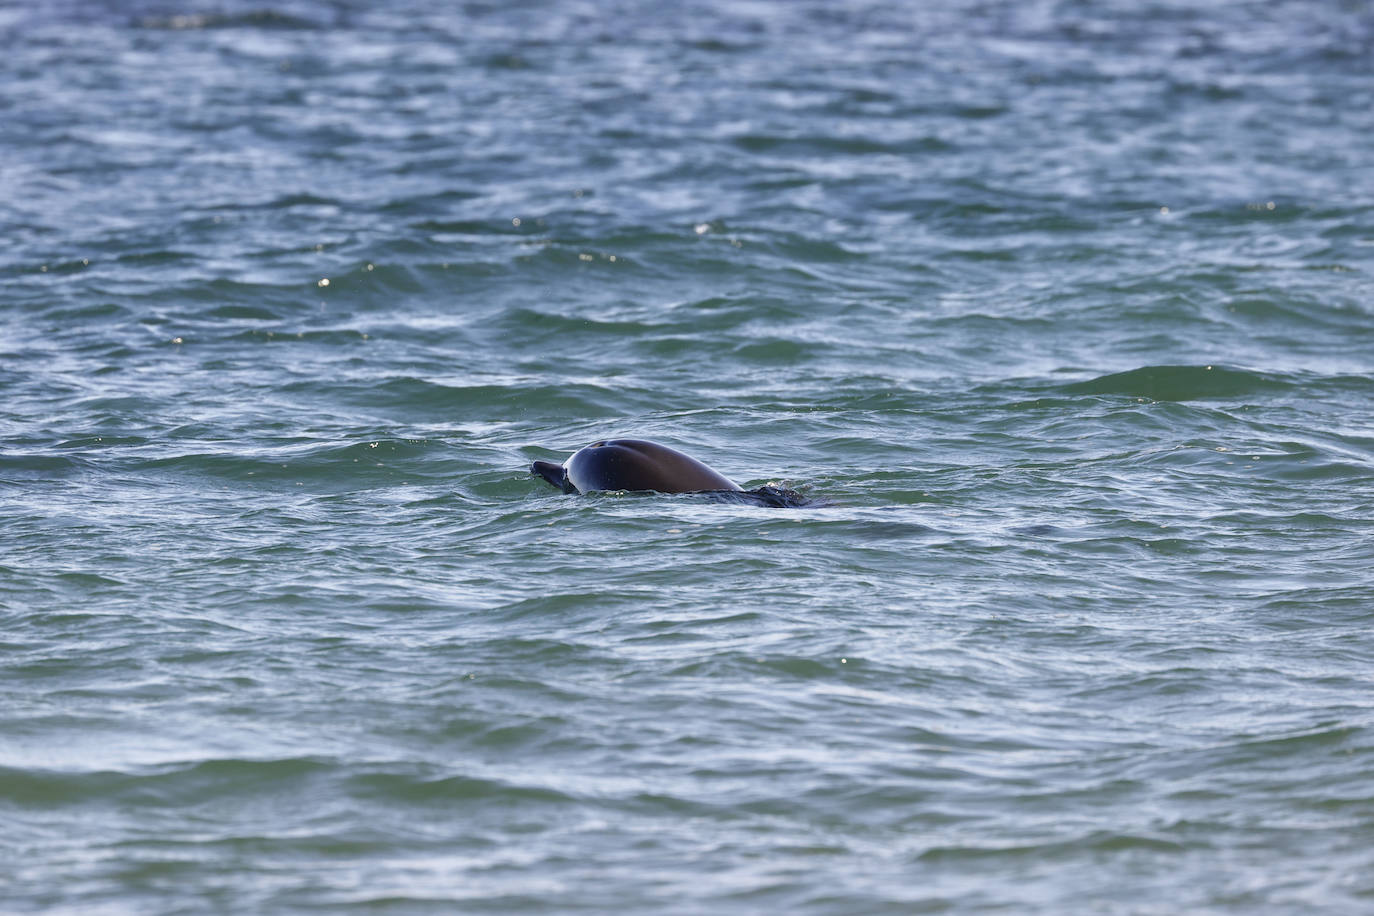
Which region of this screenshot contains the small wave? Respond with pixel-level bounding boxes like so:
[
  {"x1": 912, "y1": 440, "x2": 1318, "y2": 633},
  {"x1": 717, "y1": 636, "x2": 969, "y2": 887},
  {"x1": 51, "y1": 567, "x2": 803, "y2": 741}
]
[
  {"x1": 137, "y1": 11, "x2": 322, "y2": 30},
  {"x1": 0, "y1": 452, "x2": 99, "y2": 479},
  {"x1": 136, "y1": 437, "x2": 448, "y2": 488},
  {"x1": 369, "y1": 377, "x2": 628, "y2": 418},
  {"x1": 0, "y1": 757, "x2": 334, "y2": 807},
  {"x1": 1058, "y1": 365, "x2": 1291, "y2": 401},
  {"x1": 496, "y1": 307, "x2": 662, "y2": 338},
  {"x1": 730, "y1": 132, "x2": 953, "y2": 157},
  {"x1": 347, "y1": 770, "x2": 575, "y2": 805},
  {"x1": 918, "y1": 830, "x2": 1187, "y2": 861}
]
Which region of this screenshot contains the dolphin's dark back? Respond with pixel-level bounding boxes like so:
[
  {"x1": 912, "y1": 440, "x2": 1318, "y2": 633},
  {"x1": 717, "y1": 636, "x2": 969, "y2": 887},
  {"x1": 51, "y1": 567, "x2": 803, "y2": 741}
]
[{"x1": 553, "y1": 439, "x2": 741, "y2": 494}]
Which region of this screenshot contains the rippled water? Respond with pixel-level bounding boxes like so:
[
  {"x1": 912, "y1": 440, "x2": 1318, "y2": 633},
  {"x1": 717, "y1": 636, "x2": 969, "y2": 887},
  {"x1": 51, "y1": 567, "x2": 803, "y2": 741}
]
[{"x1": 4, "y1": 0, "x2": 1374, "y2": 912}]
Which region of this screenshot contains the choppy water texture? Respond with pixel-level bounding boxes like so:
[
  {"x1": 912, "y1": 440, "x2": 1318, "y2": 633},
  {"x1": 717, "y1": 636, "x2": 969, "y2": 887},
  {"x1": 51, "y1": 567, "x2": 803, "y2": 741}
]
[{"x1": 4, "y1": 0, "x2": 1374, "y2": 912}]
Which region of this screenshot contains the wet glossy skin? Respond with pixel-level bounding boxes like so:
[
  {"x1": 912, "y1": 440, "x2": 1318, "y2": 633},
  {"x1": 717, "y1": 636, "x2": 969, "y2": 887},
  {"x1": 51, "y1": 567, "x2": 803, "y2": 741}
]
[{"x1": 532, "y1": 439, "x2": 741, "y2": 494}]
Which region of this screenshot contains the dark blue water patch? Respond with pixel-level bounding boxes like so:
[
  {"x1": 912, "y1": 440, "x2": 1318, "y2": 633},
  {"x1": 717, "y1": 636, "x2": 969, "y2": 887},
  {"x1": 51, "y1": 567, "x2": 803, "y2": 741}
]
[
  {"x1": 0, "y1": 452, "x2": 101, "y2": 481},
  {"x1": 1220, "y1": 289, "x2": 1374, "y2": 333},
  {"x1": 210, "y1": 326, "x2": 373, "y2": 349},
  {"x1": 349, "y1": 763, "x2": 580, "y2": 805},
  {"x1": 134, "y1": 10, "x2": 328, "y2": 31},
  {"x1": 729, "y1": 131, "x2": 955, "y2": 158},
  {"x1": 1255, "y1": 586, "x2": 1374, "y2": 629},
  {"x1": 0, "y1": 756, "x2": 341, "y2": 809},
  {"x1": 1265, "y1": 460, "x2": 1374, "y2": 483}
]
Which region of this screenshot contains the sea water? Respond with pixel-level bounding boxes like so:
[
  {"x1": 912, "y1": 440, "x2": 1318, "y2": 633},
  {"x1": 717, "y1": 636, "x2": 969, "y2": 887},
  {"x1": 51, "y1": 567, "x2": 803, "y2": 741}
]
[{"x1": 3, "y1": 0, "x2": 1373, "y2": 911}]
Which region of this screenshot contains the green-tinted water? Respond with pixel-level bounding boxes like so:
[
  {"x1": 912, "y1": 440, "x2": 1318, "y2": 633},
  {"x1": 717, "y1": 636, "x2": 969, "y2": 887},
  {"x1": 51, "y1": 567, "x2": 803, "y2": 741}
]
[{"x1": 3, "y1": 1, "x2": 1373, "y2": 911}]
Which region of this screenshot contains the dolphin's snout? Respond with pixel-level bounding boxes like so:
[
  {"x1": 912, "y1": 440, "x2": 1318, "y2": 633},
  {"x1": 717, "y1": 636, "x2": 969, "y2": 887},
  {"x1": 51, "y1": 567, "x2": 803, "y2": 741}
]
[{"x1": 531, "y1": 460, "x2": 574, "y2": 493}]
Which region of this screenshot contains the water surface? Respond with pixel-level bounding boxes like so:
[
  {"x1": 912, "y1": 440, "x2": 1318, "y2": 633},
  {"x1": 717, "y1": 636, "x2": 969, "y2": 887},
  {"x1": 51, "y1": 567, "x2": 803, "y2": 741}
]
[{"x1": 3, "y1": 0, "x2": 1373, "y2": 912}]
